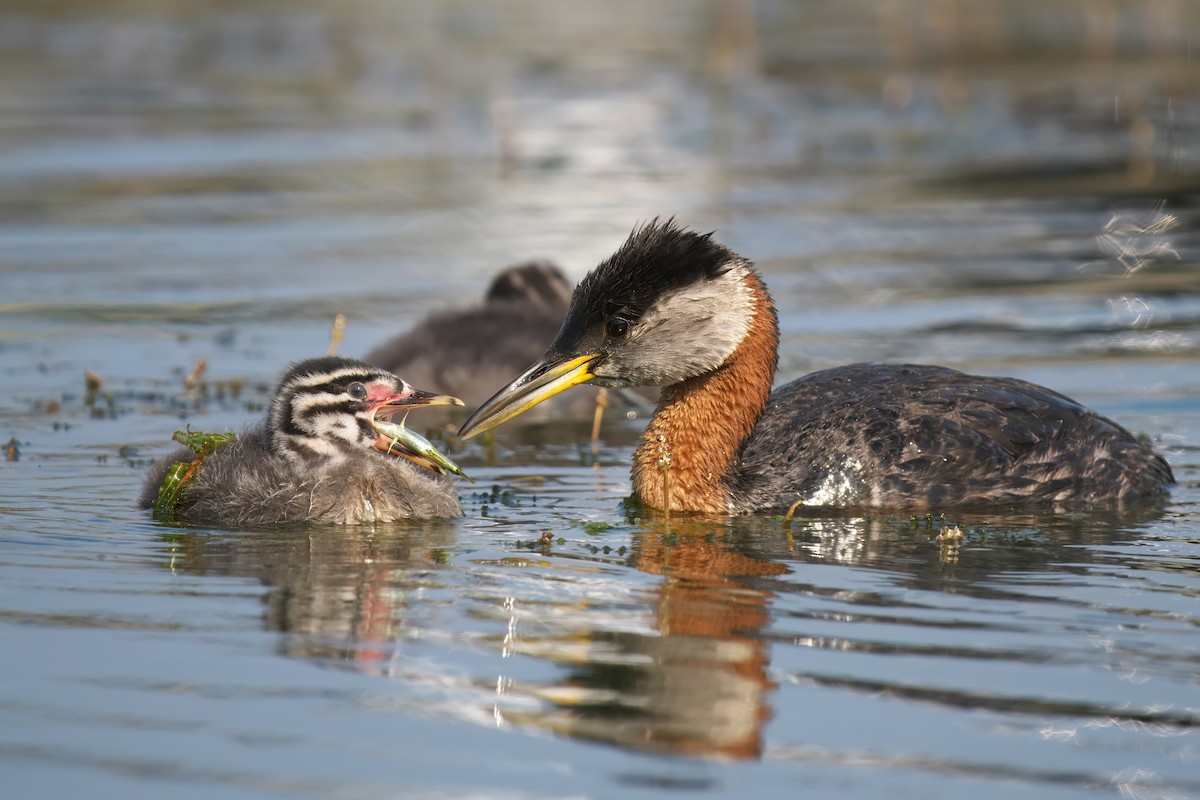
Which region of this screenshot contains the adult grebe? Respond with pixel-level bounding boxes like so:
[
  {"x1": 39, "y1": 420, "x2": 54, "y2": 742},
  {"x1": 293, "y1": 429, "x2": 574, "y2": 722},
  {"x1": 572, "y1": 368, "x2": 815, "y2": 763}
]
[
  {"x1": 458, "y1": 221, "x2": 1174, "y2": 513},
  {"x1": 141, "y1": 356, "x2": 465, "y2": 525}
]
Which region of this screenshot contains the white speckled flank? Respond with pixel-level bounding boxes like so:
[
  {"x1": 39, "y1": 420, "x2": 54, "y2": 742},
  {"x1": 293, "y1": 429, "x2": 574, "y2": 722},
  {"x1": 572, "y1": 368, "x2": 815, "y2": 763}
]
[{"x1": 802, "y1": 458, "x2": 865, "y2": 506}]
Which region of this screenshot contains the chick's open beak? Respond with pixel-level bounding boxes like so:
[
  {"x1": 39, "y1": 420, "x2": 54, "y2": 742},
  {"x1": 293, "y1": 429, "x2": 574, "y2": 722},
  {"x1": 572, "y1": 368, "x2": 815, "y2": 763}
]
[
  {"x1": 458, "y1": 352, "x2": 600, "y2": 439},
  {"x1": 374, "y1": 387, "x2": 464, "y2": 417}
]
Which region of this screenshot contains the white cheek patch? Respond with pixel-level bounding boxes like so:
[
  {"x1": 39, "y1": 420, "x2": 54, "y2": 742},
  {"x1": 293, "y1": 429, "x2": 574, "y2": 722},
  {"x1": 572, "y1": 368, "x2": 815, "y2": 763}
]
[
  {"x1": 280, "y1": 411, "x2": 365, "y2": 464},
  {"x1": 280, "y1": 432, "x2": 345, "y2": 463},
  {"x1": 613, "y1": 264, "x2": 754, "y2": 385},
  {"x1": 319, "y1": 413, "x2": 362, "y2": 444},
  {"x1": 290, "y1": 391, "x2": 344, "y2": 420},
  {"x1": 271, "y1": 389, "x2": 344, "y2": 435},
  {"x1": 275, "y1": 391, "x2": 369, "y2": 450}
]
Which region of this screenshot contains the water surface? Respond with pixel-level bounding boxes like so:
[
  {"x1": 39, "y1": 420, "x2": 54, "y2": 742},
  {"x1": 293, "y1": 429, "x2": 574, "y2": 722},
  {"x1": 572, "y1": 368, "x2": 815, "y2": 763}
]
[{"x1": 2, "y1": 2, "x2": 1199, "y2": 798}]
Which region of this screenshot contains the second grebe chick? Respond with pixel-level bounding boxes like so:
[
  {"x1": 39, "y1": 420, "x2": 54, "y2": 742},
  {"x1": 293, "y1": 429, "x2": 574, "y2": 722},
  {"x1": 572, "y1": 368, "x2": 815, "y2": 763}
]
[
  {"x1": 365, "y1": 262, "x2": 608, "y2": 419},
  {"x1": 459, "y1": 221, "x2": 1174, "y2": 513},
  {"x1": 141, "y1": 356, "x2": 465, "y2": 526},
  {"x1": 367, "y1": 261, "x2": 654, "y2": 430}
]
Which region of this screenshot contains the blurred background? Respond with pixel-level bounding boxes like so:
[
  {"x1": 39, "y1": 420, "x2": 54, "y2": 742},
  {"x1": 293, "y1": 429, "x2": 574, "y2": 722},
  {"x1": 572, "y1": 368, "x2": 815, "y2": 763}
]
[
  {"x1": 3, "y1": 0, "x2": 1197, "y2": 386},
  {"x1": 1, "y1": 2, "x2": 1198, "y2": 799}
]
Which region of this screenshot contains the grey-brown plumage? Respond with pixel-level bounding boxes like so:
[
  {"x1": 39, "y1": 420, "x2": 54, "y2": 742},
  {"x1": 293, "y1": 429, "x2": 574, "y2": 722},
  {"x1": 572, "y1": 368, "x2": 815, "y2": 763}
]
[
  {"x1": 732, "y1": 362, "x2": 1175, "y2": 510},
  {"x1": 365, "y1": 261, "x2": 647, "y2": 421},
  {"x1": 365, "y1": 262, "x2": 571, "y2": 408},
  {"x1": 141, "y1": 357, "x2": 463, "y2": 526},
  {"x1": 460, "y1": 220, "x2": 1175, "y2": 512}
]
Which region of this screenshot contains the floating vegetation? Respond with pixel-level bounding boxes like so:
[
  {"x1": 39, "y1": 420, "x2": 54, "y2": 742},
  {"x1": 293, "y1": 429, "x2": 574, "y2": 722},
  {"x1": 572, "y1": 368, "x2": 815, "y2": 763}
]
[
  {"x1": 152, "y1": 428, "x2": 237, "y2": 522},
  {"x1": 656, "y1": 433, "x2": 672, "y2": 512},
  {"x1": 908, "y1": 512, "x2": 949, "y2": 531},
  {"x1": 473, "y1": 484, "x2": 520, "y2": 505},
  {"x1": 514, "y1": 530, "x2": 564, "y2": 550},
  {"x1": 326, "y1": 313, "x2": 347, "y2": 355},
  {"x1": 934, "y1": 524, "x2": 965, "y2": 542},
  {"x1": 183, "y1": 358, "x2": 207, "y2": 395},
  {"x1": 780, "y1": 497, "x2": 805, "y2": 524},
  {"x1": 82, "y1": 368, "x2": 117, "y2": 419}
]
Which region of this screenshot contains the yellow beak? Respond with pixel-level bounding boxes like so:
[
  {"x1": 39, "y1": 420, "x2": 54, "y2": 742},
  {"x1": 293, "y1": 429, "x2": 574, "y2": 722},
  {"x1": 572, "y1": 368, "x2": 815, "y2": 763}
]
[{"x1": 457, "y1": 352, "x2": 600, "y2": 439}]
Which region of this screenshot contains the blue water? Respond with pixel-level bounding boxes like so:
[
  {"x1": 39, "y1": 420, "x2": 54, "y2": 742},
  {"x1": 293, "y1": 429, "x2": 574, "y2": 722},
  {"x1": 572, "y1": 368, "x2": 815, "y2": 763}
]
[{"x1": 2, "y1": 2, "x2": 1199, "y2": 798}]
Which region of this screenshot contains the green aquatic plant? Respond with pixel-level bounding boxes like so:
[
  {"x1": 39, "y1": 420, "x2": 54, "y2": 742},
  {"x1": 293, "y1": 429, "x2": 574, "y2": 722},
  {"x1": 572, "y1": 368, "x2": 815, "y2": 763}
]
[
  {"x1": 655, "y1": 433, "x2": 672, "y2": 514},
  {"x1": 152, "y1": 429, "x2": 237, "y2": 521}
]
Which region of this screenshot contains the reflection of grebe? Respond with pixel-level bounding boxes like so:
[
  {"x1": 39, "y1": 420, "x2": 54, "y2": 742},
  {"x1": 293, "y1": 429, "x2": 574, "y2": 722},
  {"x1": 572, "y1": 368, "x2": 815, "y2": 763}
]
[
  {"x1": 460, "y1": 220, "x2": 1175, "y2": 513},
  {"x1": 141, "y1": 357, "x2": 464, "y2": 525}
]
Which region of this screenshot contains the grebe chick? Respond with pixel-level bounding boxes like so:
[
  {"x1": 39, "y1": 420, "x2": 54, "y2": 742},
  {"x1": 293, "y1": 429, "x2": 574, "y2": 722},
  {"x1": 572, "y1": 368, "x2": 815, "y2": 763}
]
[
  {"x1": 365, "y1": 262, "x2": 608, "y2": 420},
  {"x1": 459, "y1": 221, "x2": 1174, "y2": 513},
  {"x1": 141, "y1": 356, "x2": 465, "y2": 526}
]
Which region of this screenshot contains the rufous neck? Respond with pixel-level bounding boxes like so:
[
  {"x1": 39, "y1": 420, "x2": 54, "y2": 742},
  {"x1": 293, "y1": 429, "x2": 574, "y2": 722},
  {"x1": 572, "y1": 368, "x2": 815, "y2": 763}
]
[{"x1": 632, "y1": 270, "x2": 778, "y2": 513}]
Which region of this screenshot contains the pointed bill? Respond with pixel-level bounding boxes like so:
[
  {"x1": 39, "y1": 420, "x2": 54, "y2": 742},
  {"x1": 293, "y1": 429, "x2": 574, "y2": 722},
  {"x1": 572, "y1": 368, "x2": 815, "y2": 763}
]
[
  {"x1": 458, "y1": 353, "x2": 600, "y2": 439},
  {"x1": 379, "y1": 388, "x2": 464, "y2": 412}
]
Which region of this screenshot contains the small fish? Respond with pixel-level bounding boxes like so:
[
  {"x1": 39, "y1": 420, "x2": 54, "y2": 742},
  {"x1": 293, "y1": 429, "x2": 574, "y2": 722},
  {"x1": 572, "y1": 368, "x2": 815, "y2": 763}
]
[{"x1": 374, "y1": 418, "x2": 472, "y2": 482}]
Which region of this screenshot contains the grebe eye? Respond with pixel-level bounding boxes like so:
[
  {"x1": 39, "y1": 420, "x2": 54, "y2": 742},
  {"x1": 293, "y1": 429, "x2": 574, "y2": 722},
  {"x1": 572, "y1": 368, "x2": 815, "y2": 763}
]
[
  {"x1": 605, "y1": 317, "x2": 629, "y2": 338},
  {"x1": 346, "y1": 382, "x2": 368, "y2": 400}
]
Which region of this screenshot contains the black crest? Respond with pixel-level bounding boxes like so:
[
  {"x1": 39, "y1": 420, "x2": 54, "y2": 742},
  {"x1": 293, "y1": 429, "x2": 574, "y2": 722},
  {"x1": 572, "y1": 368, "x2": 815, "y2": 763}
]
[{"x1": 569, "y1": 218, "x2": 737, "y2": 327}]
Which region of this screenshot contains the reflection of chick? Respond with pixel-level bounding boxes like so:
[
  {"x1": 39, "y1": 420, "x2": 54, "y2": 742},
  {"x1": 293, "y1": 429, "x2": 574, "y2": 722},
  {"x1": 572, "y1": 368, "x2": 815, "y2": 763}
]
[
  {"x1": 141, "y1": 357, "x2": 464, "y2": 526},
  {"x1": 365, "y1": 261, "x2": 643, "y2": 424},
  {"x1": 461, "y1": 221, "x2": 1176, "y2": 512}
]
